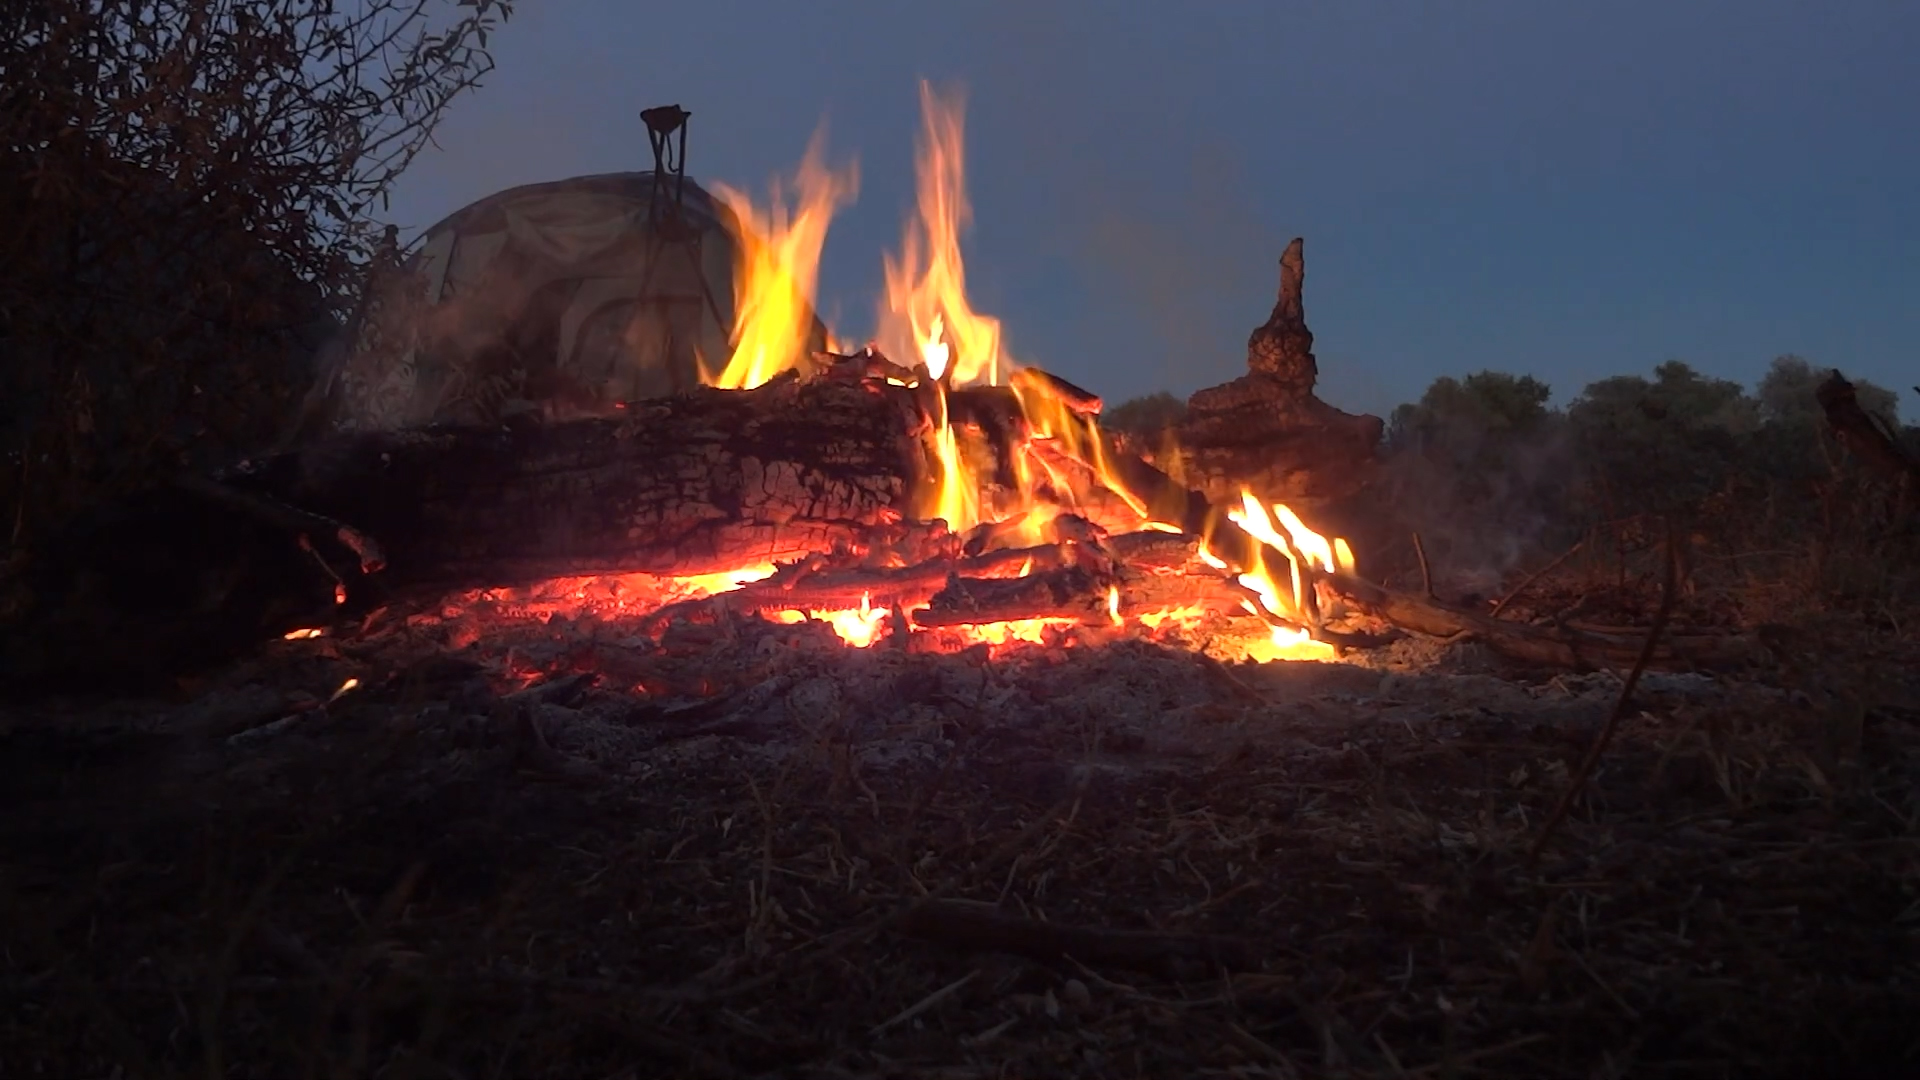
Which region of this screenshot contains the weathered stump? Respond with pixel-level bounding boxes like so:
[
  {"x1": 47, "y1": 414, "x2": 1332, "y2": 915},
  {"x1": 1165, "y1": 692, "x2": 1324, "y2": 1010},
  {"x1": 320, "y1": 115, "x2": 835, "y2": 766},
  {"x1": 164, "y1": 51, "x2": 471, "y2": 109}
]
[{"x1": 1164, "y1": 238, "x2": 1385, "y2": 508}]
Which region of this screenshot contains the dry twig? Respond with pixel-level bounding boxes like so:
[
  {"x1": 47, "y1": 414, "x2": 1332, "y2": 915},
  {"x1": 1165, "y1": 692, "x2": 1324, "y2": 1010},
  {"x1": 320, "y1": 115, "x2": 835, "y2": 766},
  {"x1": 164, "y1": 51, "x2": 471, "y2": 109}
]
[{"x1": 1528, "y1": 519, "x2": 1681, "y2": 864}]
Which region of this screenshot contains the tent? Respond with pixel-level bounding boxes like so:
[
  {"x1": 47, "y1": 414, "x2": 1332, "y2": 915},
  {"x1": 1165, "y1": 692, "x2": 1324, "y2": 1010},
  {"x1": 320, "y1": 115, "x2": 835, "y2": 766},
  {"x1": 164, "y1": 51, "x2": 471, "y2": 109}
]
[{"x1": 317, "y1": 170, "x2": 828, "y2": 433}]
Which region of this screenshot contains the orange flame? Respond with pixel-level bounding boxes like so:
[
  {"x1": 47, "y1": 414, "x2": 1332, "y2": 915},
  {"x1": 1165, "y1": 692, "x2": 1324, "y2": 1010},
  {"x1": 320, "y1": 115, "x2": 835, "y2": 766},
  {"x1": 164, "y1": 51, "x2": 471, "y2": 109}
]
[
  {"x1": 772, "y1": 591, "x2": 889, "y2": 648},
  {"x1": 708, "y1": 129, "x2": 859, "y2": 389},
  {"x1": 1220, "y1": 488, "x2": 1351, "y2": 662},
  {"x1": 879, "y1": 81, "x2": 1008, "y2": 388}
]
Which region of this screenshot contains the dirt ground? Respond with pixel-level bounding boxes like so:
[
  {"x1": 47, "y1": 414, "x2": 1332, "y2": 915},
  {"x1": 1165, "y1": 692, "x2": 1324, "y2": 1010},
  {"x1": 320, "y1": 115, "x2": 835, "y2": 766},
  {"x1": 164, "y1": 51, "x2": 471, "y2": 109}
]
[{"x1": 3, "y1": 609, "x2": 1916, "y2": 1079}]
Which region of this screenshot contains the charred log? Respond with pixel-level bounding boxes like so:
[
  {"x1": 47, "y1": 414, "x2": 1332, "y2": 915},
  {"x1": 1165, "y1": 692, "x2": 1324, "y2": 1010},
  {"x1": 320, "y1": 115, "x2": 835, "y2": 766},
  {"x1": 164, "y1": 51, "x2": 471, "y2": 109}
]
[{"x1": 2, "y1": 375, "x2": 945, "y2": 690}]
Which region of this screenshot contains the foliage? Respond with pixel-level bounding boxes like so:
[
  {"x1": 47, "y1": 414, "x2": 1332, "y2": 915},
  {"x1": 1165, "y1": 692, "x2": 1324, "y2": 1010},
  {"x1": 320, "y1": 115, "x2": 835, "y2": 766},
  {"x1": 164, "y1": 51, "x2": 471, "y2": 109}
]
[
  {"x1": 1103, "y1": 391, "x2": 1188, "y2": 437},
  {"x1": 1372, "y1": 355, "x2": 1915, "y2": 615},
  {"x1": 0, "y1": 0, "x2": 512, "y2": 547},
  {"x1": 1375, "y1": 372, "x2": 1571, "y2": 589}
]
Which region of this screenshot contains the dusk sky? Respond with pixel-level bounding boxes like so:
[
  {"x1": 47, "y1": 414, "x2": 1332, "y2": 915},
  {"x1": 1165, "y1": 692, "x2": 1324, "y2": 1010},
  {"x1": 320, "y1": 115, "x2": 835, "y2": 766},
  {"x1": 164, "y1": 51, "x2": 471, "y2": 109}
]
[{"x1": 385, "y1": 0, "x2": 1920, "y2": 419}]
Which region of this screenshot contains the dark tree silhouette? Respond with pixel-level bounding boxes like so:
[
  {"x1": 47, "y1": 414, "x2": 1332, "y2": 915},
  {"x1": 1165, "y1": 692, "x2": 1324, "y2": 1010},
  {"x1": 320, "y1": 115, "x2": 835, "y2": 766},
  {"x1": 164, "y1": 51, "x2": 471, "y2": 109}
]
[{"x1": 1, "y1": 0, "x2": 513, "y2": 546}]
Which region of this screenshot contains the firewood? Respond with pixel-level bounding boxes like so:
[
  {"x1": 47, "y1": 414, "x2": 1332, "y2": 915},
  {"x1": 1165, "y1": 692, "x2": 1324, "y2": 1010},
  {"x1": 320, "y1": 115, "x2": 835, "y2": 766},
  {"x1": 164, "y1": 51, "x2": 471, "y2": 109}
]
[
  {"x1": 912, "y1": 564, "x2": 1251, "y2": 629},
  {"x1": 1009, "y1": 366, "x2": 1103, "y2": 416},
  {"x1": 2, "y1": 374, "x2": 947, "y2": 689}
]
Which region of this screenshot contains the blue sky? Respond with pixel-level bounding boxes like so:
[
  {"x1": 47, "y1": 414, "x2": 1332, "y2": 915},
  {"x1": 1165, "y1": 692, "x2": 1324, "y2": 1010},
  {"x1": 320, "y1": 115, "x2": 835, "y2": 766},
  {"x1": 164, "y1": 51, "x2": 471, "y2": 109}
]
[{"x1": 384, "y1": 0, "x2": 1920, "y2": 420}]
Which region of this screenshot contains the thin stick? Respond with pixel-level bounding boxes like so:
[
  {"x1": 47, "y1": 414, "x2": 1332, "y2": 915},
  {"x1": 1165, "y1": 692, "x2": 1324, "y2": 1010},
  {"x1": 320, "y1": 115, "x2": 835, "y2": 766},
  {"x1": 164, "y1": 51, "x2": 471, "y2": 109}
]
[
  {"x1": 1489, "y1": 537, "x2": 1586, "y2": 619},
  {"x1": 1411, "y1": 531, "x2": 1434, "y2": 599},
  {"x1": 869, "y1": 969, "x2": 979, "y2": 1036},
  {"x1": 9, "y1": 455, "x2": 26, "y2": 548},
  {"x1": 1527, "y1": 518, "x2": 1680, "y2": 866}
]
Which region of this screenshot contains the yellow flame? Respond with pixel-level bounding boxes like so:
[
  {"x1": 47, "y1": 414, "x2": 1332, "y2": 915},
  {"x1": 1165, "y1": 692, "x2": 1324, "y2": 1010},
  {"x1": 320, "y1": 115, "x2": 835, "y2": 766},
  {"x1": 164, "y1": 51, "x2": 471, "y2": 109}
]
[
  {"x1": 1106, "y1": 585, "x2": 1122, "y2": 626},
  {"x1": 880, "y1": 81, "x2": 1008, "y2": 388},
  {"x1": 1334, "y1": 538, "x2": 1356, "y2": 575},
  {"x1": 1244, "y1": 627, "x2": 1337, "y2": 663},
  {"x1": 926, "y1": 383, "x2": 981, "y2": 533},
  {"x1": 328, "y1": 677, "x2": 360, "y2": 703},
  {"x1": 708, "y1": 129, "x2": 858, "y2": 389},
  {"x1": 674, "y1": 564, "x2": 778, "y2": 596},
  {"x1": 1220, "y1": 489, "x2": 1352, "y2": 662},
  {"x1": 771, "y1": 592, "x2": 889, "y2": 648},
  {"x1": 282, "y1": 627, "x2": 324, "y2": 640},
  {"x1": 1009, "y1": 372, "x2": 1151, "y2": 521}
]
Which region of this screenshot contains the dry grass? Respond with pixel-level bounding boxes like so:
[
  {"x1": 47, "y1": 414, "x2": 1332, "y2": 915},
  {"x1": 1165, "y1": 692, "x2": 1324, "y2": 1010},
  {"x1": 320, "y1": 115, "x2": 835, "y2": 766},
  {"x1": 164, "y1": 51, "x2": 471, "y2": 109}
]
[{"x1": 2, "y1": 595, "x2": 1916, "y2": 1079}]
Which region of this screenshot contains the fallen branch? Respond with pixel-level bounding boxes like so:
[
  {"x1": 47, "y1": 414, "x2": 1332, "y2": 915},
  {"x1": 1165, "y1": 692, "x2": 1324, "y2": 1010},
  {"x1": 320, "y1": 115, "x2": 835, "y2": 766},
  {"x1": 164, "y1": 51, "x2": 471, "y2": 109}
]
[
  {"x1": 1489, "y1": 536, "x2": 1588, "y2": 619},
  {"x1": 898, "y1": 899, "x2": 1261, "y2": 979},
  {"x1": 1324, "y1": 572, "x2": 1756, "y2": 670}
]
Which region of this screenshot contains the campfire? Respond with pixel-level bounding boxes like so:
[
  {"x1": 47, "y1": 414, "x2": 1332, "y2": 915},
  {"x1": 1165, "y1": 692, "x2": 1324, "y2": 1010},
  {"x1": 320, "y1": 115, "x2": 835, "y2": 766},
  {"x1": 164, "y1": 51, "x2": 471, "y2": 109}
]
[
  {"x1": 1, "y1": 84, "x2": 1763, "y2": 692},
  {"x1": 270, "y1": 82, "x2": 1385, "y2": 673}
]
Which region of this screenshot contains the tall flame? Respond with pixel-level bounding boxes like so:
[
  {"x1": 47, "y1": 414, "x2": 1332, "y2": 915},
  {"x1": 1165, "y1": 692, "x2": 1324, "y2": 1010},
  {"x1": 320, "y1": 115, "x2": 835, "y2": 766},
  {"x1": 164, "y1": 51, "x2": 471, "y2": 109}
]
[
  {"x1": 880, "y1": 81, "x2": 1008, "y2": 388},
  {"x1": 708, "y1": 130, "x2": 859, "y2": 389}
]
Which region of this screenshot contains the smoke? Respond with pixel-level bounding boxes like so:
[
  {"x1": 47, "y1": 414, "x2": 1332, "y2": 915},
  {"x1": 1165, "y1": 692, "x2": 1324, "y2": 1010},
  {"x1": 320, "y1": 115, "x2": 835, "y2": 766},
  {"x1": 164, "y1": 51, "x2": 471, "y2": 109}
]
[
  {"x1": 963, "y1": 0, "x2": 1287, "y2": 402},
  {"x1": 1369, "y1": 414, "x2": 1585, "y2": 597},
  {"x1": 1074, "y1": 144, "x2": 1288, "y2": 394}
]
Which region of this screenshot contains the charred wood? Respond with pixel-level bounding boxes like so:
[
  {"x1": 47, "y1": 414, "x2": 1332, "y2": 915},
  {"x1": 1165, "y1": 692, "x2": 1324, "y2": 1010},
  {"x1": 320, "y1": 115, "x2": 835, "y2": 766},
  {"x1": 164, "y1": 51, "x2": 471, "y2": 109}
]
[{"x1": 2, "y1": 375, "x2": 944, "y2": 690}]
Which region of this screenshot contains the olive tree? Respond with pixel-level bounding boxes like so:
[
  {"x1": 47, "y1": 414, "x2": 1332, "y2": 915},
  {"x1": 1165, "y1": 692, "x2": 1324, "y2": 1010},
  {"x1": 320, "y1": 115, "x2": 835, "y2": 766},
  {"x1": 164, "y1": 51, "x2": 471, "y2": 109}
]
[{"x1": 0, "y1": 0, "x2": 512, "y2": 545}]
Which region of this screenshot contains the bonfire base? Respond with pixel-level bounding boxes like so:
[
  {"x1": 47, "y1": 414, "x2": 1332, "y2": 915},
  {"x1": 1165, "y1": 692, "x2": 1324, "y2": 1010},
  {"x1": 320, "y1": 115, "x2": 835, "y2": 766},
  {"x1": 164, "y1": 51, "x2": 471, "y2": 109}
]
[{"x1": 5, "y1": 603, "x2": 1913, "y2": 1079}]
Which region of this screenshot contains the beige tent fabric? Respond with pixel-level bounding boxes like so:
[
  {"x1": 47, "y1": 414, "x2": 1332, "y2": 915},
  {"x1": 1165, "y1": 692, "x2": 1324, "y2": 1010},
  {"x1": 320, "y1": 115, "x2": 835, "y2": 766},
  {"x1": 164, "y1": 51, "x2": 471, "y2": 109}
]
[{"x1": 327, "y1": 171, "x2": 816, "y2": 433}]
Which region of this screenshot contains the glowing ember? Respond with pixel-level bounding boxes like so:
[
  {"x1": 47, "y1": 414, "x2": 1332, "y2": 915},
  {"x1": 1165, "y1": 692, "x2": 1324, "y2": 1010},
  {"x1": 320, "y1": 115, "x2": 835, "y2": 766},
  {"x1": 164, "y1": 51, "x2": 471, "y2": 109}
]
[
  {"x1": 328, "y1": 677, "x2": 360, "y2": 703},
  {"x1": 773, "y1": 591, "x2": 890, "y2": 648},
  {"x1": 708, "y1": 130, "x2": 858, "y2": 390},
  {"x1": 283, "y1": 627, "x2": 325, "y2": 640},
  {"x1": 675, "y1": 565, "x2": 778, "y2": 596}
]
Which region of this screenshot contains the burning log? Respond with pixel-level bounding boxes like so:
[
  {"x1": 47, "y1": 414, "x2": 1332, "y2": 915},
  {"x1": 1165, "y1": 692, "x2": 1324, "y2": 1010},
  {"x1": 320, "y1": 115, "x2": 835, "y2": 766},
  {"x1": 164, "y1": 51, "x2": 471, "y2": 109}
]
[
  {"x1": 250, "y1": 372, "x2": 953, "y2": 588},
  {"x1": 2, "y1": 374, "x2": 953, "y2": 688},
  {"x1": 914, "y1": 565, "x2": 1114, "y2": 628}
]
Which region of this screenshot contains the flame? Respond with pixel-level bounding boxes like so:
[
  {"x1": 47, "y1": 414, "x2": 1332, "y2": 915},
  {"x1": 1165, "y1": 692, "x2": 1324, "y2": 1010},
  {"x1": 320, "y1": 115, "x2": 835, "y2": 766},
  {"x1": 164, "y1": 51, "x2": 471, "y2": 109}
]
[
  {"x1": 879, "y1": 81, "x2": 1008, "y2": 388},
  {"x1": 708, "y1": 130, "x2": 859, "y2": 389},
  {"x1": 772, "y1": 591, "x2": 889, "y2": 648},
  {"x1": 1221, "y1": 488, "x2": 1350, "y2": 662},
  {"x1": 675, "y1": 564, "x2": 778, "y2": 596},
  {"x1": 925, "y1": 379, "x2": 981, "y2": 532},
  {"x1": 328, "y1": 677, "x2": 360, "y2": 703},
  {"x1": 283, "y1": 627, "x2": 324, "y2": 640},
  {"x1": 366, "y1": 87, "x2": 1372, "y2": 669},
  {"x1": 1009, "y1": 371, "x2": 1152, "y2": 521}
]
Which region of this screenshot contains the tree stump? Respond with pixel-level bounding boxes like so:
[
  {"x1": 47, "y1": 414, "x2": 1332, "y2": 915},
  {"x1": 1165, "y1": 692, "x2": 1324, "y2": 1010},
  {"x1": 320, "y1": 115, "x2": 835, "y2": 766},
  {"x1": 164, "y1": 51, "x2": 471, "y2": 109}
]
[{"x1": 1166, "y1": 238, "x2": 1384, "y2": 508}]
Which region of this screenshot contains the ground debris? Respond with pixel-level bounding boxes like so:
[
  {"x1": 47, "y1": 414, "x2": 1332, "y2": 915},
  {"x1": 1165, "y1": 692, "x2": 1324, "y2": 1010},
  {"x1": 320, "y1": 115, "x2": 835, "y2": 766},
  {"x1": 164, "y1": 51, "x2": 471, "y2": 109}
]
[{"x1": 1, "y1": 609, "x2": 1915, "y2": 1080}]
